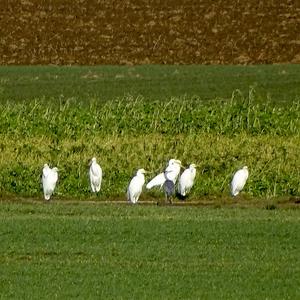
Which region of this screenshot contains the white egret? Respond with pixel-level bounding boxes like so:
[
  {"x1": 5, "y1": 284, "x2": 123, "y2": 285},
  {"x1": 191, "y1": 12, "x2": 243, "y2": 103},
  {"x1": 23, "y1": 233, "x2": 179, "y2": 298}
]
[
  {"x1": 127, "y1": 169, "x2": 147, "y2": 204},
  {"x1": 42, "y1": 164, "x2": 58, "y2": 200},
  {"x1": 146, "y1": 159, "x2": 182, "y2": 189},
  {"x1": 178, "y1": 163, "x2": 197, "y2": 197},
  {"x1": 231, "y1": 166, "x2": 249, "y2": 196},
  {"x1": 89, "y1": 157, "x2": 102, "y2": 193}
]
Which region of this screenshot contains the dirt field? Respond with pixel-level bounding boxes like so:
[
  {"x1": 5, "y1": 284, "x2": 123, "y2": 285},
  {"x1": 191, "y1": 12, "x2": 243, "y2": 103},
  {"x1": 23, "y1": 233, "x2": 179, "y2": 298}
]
[{"x1": 0, "y1": 0, "x2": 299, "y2": 65}]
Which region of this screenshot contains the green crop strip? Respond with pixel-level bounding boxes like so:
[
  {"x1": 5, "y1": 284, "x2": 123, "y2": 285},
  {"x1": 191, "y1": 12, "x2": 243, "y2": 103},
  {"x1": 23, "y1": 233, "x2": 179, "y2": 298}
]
[{"x1": 0, "y1": 86, "x2": 299, "y2": 199}]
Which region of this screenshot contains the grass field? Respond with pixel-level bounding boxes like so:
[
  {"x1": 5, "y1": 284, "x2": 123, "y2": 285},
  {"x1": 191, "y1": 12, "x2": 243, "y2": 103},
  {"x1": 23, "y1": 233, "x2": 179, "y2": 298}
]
[
  {"x1": 0, "y1": 64, "x2": 300, "y2": 102},
  {"x1": 0, "y1": 65, "x2": 299, "y2": 298},
  {"x1": 0, "y1": 202, "x2": 299, "y2": 299}
]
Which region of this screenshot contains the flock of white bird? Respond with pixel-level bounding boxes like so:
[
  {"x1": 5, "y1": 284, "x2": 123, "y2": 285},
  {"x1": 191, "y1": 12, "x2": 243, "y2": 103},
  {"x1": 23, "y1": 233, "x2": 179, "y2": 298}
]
[{"x1": 42, "y1": 157, "x2": 249, "y2": 203}]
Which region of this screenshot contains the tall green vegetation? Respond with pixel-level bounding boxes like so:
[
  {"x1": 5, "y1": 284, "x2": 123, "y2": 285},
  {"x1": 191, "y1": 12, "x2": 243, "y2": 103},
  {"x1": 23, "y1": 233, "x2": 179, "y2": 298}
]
[{"x1": 0, "y1": 87, "x2": 299, "y2": 199}]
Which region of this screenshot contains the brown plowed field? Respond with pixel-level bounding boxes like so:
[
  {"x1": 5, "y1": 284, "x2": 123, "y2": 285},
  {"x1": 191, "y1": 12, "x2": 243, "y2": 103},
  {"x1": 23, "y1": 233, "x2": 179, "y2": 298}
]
[{"x1": 0, "y1": 0, "x2": 300, "y2": 65}]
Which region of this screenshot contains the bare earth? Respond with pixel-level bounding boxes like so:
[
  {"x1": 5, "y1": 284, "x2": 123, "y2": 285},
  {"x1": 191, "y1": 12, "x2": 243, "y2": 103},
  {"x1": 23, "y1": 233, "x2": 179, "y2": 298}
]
[
  {"x1": 0, "y1": 0, "x2": 299, "y2": 65},
  {"x1": 2, "y1": 195, "x2": 300, "y2": 209}
]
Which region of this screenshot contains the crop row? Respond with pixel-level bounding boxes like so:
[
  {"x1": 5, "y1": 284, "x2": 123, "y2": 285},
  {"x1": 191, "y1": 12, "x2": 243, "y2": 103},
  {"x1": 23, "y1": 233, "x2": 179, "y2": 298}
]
[
  {"x1": 1, "y1": 90, "x2": 299, "y2": 137},
  {"x1": 0, "y1": 91, "x2": 299, "y2": 199}
]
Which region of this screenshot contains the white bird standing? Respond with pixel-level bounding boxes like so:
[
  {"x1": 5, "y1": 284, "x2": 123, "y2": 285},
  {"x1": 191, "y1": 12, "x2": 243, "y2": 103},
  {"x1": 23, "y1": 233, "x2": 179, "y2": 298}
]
[
  {"x1": 89, "y1": 157, "x2": 102, "y2": 193},
  {"x1": 178, "y1": 163, "x2": 197, "y2": 197},
  {"x1": 231, "y1": 166, "x2": 249, "y2": 197},
  {"x1": 127, "y1": 169, "x2": 147, "y2": 204},
  {"x1": 42, "y1": 164, "x2": 59, "y2": 200},
  {"x1": 146, "y1": 159, "x2": 182, "y2": 189}
]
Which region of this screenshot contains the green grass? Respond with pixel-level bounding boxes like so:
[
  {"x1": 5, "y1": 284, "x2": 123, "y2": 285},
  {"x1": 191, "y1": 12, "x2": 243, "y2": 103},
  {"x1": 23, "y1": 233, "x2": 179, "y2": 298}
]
[
  {"x1": 0, "y1": 202, "x2": 299, "y2": 299},
  {"x1": 0, "y1": 64, "x2": 300, "y2": 102},
  {"x1": 0, "y1": 65, "x2": 299, "y2": 199}
]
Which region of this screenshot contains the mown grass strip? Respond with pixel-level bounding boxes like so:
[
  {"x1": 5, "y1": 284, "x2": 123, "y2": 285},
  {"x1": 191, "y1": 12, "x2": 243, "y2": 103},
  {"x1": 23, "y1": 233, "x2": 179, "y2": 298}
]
[{"x1": 0, "y1": 202, "x2": 299, "y2": 299}]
